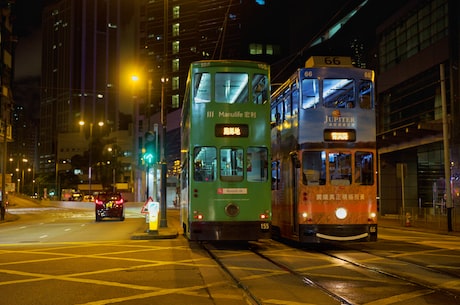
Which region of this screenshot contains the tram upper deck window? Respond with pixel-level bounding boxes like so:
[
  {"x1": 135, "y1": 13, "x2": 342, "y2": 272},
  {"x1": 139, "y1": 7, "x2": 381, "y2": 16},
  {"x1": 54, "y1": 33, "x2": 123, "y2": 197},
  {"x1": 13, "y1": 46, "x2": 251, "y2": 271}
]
[
  {"x1": 291, "y1": 83, "x2": 299, "y2": 115},
  {"x1": 193, "y1": 72, "x2": 211, "y2": 103},
  {"x1": 215, "y1": 73, "x2": 249, "y2": 103},
  {"x1": 252, "y1": 74, "x2": 268, "y2": 104},
  {"x1": 270, "y1": 105, "x2": 278, "y2": 126},
  {"x1": 359, "y1": 80, "x2": 373, "y2": 109},
  {"x1": 284, "y1": 90, "x2": 292, "y2": 119},
  {"x1": 301, "y1": 79, "x2": 319, "y2": 109},
  {"x1": 323, "y1": 79, "x2": 355, "y2": 108}
]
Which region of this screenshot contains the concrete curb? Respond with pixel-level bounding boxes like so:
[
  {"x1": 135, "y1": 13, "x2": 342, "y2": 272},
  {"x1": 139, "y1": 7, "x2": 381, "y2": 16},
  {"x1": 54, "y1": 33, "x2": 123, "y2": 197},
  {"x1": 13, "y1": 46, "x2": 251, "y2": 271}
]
[{"x1": 131, "y1": 228, "x2": 179, "y2": 240}]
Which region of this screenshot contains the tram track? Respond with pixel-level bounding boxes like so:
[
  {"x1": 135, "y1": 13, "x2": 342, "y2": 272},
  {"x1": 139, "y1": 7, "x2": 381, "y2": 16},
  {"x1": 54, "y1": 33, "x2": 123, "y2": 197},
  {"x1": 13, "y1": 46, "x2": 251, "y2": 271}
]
[
  {"x1": 247, "y1": 243, "x2": 354, "y2": 305},
  {"x1": 326, "y1": 242, "x2": 460, "y2": 299},
  {"x1": 200, "y1": 240, "x2": 354, "y2": 305},
  {"x1": 200, "y1": 242, "x2": 264, "y2": 305},
  {"x1": 198, "y1": 238, "x2": 460, "y2": 305}
]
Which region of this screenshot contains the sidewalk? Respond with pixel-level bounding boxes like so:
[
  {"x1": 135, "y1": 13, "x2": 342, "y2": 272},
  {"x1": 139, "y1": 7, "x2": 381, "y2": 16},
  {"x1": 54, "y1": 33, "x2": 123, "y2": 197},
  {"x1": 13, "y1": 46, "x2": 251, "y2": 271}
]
[
  {"x1": 131, "y1": 208, "x2": 181, "y2": 240},
  {"x1": 378, "y1": 214, "x2": 460, "y2": 236}
]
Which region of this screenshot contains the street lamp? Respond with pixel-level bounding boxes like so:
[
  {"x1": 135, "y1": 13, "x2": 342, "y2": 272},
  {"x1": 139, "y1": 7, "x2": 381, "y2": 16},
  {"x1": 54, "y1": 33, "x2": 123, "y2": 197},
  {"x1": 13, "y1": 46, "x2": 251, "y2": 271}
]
[
  {"x1": 107, "y1": 146, "x2": 119, "y2": 193},
  {"x1": 11, "y1": 157, "x2": 28, "y2": 194},
  {"x1": 79, "y1": 120, "x2": 104, "y2": 195}
]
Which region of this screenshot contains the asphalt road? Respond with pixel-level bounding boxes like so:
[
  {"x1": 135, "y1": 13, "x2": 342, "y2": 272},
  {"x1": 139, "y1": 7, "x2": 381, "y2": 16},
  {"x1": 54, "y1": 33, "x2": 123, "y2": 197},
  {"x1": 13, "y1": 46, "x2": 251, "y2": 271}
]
[{"x1": 1, "y1": 196, "x2": 460, "y2": 305}]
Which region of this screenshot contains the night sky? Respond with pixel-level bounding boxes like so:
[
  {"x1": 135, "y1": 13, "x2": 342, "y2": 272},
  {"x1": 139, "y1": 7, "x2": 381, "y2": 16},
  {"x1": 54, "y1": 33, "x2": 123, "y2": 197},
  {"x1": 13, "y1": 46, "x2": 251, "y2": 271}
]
[
  {"x1": 14, "y1": 0, "x2": 43, "y2": 80},
  {"x1": 10, "y1": 0, "x2": 403, "y2": 114}
]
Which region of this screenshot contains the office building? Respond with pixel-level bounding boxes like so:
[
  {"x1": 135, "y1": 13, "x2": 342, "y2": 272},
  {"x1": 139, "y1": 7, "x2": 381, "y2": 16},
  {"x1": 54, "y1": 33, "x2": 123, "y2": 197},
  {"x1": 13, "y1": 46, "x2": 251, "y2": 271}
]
[{"x1": 40, "y1": 0, "x2": 123, "y2": 194}]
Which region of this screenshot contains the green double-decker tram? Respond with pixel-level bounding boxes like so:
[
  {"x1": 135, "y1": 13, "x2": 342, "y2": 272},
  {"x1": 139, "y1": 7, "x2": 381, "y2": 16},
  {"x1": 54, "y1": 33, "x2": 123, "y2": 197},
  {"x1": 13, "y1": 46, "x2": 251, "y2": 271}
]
[{"x1": 180, "y1": 60, "x2": 271, "y2": 241}]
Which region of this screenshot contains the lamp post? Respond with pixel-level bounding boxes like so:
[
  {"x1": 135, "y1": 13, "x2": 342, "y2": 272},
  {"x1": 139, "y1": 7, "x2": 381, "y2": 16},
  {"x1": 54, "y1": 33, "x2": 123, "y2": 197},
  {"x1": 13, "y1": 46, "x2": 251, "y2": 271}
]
[
  {"x1": 160, "y1": 76, "x2": 168, "y2": 228},
  {"x1": 79, "y1": 121, "x2": 104, "y2": 195},
  {"x1": 12, "y1": 158, "x2": 28, "y2": 194},
  {"x1": 131, "y1": 74, "x2": 142, "y2": 201},
  {"x1": 159, "y1": 0, "x2": 168, "y2": 228}
]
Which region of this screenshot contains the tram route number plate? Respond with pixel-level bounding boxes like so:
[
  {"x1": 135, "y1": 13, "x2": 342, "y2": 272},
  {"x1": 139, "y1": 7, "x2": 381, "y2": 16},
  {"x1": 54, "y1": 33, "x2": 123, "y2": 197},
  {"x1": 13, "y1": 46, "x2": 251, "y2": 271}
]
[{"x1": 261, "y1": 223, "x2": 270, "y2": 230}]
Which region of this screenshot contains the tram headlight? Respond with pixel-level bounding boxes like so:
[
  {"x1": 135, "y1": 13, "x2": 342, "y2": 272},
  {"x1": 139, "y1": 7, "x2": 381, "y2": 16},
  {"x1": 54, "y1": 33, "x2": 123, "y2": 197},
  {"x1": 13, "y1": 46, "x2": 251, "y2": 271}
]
[
  {"x1": 335, "y1": 207, "x2": 347, "y2": 220},
  {"x1": 300, "y1": 212, "x2": 312, "y2": 223},
  {"x1": 368, "y1": 212, "x2": 377, "y2": 222}
]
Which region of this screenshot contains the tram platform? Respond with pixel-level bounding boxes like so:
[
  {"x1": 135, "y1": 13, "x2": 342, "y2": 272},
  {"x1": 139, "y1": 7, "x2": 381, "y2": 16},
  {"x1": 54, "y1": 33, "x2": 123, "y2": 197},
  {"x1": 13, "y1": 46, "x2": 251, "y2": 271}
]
[
  {"x1": 130, "y1": 209, "x2": 460, "y2": 240},
  {"x1": 131, "y1": 208, "x2": 181, "y2": 240}
]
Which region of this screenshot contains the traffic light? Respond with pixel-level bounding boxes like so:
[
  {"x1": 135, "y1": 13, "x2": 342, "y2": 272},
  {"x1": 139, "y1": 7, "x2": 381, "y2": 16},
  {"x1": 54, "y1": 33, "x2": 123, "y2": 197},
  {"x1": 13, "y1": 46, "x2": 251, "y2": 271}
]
[{"x1": 143, "y1": 131, "x2": 157, "y2": 165}]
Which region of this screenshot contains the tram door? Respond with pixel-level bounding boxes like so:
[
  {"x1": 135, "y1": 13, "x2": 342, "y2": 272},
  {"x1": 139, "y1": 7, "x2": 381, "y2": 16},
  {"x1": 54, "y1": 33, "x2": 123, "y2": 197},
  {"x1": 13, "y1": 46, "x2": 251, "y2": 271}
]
[{"x1": 290, "y1": 152, "x2": 300, "y2": 235}]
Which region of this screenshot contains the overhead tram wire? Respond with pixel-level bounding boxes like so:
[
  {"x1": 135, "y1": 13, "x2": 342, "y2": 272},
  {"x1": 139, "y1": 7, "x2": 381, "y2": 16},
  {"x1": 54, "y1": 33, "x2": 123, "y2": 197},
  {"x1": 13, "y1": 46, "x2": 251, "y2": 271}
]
[
  {"x1": 212, "y1": 0, "x2": 233, "y2": 60},
  {"x1": 271, "y1": 0, "x2": 350, "y2": 83},
  {"x1": 271, "y1": 0, "x2": 368, "y2": 84}
]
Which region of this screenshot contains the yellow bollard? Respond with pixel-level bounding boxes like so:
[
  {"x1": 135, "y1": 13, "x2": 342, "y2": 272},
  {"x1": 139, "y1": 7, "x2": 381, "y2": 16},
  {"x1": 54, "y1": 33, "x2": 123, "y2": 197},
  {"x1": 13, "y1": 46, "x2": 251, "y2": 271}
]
[{"x1": 405, "y1": 212, "x2": 411, "y2": 227}]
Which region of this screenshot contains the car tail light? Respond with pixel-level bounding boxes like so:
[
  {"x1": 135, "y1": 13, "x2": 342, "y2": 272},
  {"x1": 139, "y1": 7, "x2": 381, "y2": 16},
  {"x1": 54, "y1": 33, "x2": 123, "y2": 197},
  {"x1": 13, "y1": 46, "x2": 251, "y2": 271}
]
[{"x1": 95, "y1": 199, "x2": 103, "y2": 205}]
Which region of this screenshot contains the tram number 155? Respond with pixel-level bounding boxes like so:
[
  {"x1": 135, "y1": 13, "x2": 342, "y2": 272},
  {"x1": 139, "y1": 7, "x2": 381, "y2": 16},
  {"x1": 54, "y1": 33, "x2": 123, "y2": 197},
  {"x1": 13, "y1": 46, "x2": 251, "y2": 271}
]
[{"x1": 261, "y1": 223, "x2": 270, "y2": 230}]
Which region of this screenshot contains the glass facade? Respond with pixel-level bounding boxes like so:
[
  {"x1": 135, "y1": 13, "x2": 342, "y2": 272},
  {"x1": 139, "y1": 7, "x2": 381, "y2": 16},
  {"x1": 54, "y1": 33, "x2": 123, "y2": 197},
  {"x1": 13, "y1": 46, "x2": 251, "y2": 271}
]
[{"x1": 379, "y1": 0, "x2": 448, "y2": 72}]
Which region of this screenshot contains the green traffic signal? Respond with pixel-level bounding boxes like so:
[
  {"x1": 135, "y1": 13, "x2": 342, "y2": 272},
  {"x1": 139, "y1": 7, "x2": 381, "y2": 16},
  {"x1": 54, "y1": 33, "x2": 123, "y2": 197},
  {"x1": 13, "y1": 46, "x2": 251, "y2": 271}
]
[
  {"x1": 144, "y1": 152, "x2": 154, "y2": 164},
  {"x1": 144, "y1": 131, "x2": 157, "y2": 165}
]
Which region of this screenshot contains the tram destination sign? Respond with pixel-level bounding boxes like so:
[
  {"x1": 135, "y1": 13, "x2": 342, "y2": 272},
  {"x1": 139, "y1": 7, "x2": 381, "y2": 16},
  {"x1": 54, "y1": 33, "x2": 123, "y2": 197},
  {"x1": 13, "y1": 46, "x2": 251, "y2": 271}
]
[
  {"x1": 324, "y1": 129, "x2": 356, "y2": 142},
  {"x1": 215, "y1": 124, "x2": 249, "y2": 137}
]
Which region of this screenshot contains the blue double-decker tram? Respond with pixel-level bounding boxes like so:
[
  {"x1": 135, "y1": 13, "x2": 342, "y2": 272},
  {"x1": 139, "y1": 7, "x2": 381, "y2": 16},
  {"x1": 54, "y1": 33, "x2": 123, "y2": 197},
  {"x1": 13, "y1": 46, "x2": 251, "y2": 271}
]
[
  {"x1": 180, "y1": 60, "x2": 272, "y2": 241},
  {"x1": 271, "y1": 56, "x2": 378, "y2": 243}
]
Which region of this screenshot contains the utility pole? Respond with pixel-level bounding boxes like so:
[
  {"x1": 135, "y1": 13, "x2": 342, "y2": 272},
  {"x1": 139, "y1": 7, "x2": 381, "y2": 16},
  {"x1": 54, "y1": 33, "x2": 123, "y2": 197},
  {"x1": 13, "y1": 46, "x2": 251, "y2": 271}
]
[
  {"x1": 0, "y1": 2, "x2": 12, "y2": 221},
  {"x1": 440, "y1": 63, "x2": 453, "y2": 232},
  {"x1": 160, "y1": 0, "x2": 168, "y2": 228}
]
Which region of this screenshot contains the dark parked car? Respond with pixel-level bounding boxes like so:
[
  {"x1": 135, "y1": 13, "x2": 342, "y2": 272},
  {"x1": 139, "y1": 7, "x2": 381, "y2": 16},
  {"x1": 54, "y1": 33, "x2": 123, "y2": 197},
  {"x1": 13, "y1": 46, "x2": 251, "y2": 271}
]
[{"x1": 95, "y1": 192, "x2": 125, "y2": 221}]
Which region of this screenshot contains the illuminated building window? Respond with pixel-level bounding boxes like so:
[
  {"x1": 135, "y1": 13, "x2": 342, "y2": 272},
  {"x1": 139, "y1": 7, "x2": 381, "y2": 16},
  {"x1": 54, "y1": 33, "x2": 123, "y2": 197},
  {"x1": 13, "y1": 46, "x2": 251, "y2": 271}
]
[
  {"x1": 172, "y1": 94, "x2": 180, "y2": 108},
  {"x1": 173, "y1": 6, "x2": 180, "y2": 19},
  {"x1": 172, "y1": 59, "x2": 179, "y2": 72},
  {"x1": 172, "y1": 41, "x2": 179, "y2": 54},
  {"x1": 266, "y1": 44, "x2": 273, "y2": 55},
  {"x1": 249, "y1": 43, "x2": 263, "y2": 55},
  {"x1": 172, "y1": 76, "x2": 179, "y2": 90},
  {"x1": 172, "y1": 23, "x2": 179, "y2": 37}
]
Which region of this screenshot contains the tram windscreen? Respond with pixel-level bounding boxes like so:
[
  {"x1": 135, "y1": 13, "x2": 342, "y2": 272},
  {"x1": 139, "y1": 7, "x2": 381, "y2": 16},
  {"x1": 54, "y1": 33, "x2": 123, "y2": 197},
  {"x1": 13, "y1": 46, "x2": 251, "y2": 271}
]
[
  {"x1": 355, "y1": 151, "x2": 374, "y2": 185},
  {"x1": 220, "y1": 148, "x2": 244, "y2": 182},
  {"x1": 193, "y1": 146, "x2": 217, "y2": 182},
  {"x1": 302, "y1": 151, "x2": 326, "y2": 185},
  {"x1": 329, "y1": 152, "x2": 352, "y2": 185}
]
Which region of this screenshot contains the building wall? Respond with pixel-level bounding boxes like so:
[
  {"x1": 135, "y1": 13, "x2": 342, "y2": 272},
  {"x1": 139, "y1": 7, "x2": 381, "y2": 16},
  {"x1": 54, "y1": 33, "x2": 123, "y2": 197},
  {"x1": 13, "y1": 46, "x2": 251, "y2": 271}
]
[
  {"x1": 376, "y1": 0, "x2": 459, "y2": 214},
  {"x1": 40, "y1": 0, "x2": 121, "y2": 176}
]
